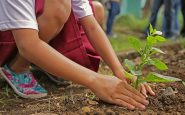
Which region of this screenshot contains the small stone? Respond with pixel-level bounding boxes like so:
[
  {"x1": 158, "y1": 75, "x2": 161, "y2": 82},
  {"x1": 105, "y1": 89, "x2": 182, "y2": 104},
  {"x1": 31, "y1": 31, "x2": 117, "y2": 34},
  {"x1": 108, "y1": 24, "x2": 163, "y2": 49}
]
[
  {"x1": 159, "y1": 83, "x2": 166, "y2": 87},
  {"x1": 56, "y1": 103, "x2": 60, "y2": 107},
  {"x1": 20, "y1": 104, "x2": 24, "y2": 107},
  {"x1": 176, "y1": 112, "x2": 181, "y2": 115},
  {"x1": 82, "y1": 106, "x2": 91, "y2": 113},
  {"x1": 87, "y1": 100, "x2": 98, "y2": 105},
  {"x1": 104, "y1": 65, "x2": 110, "y2": 70}
]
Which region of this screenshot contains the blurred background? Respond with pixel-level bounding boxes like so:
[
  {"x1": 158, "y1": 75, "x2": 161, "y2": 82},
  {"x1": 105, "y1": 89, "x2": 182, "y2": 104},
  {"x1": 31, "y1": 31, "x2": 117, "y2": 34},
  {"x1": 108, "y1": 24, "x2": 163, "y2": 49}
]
[{"x1": 93, "y1": 0, "x2": 185, "y2": 52}]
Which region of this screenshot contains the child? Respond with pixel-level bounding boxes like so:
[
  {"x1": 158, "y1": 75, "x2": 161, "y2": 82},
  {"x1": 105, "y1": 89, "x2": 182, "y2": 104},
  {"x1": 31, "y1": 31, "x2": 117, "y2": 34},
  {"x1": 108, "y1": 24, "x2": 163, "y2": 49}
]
[
  {"x1": 0, "y1": 0, "x2": 154, "y2": 110},
  {"x1": 105, "y1": 0, "x2": 121, "y2": 36}
]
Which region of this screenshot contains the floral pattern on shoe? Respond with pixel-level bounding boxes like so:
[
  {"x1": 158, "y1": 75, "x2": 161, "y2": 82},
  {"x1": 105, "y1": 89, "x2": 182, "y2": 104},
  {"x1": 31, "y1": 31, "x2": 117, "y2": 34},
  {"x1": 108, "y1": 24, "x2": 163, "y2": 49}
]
[{"x1": 0, "y1": 65, "x2": 47, "y2": 98}]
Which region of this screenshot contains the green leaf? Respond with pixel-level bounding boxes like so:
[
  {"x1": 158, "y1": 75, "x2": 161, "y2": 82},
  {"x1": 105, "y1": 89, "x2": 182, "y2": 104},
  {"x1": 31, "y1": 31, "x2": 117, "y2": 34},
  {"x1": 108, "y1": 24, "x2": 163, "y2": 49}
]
[
  {"x1": 124, "y1": 59, "x2": 142, "y2": 76},
  {"x1": 149, "y1": 24, "x2": 154, "y2": 35},
  {"x1": 147, "y1": 36, "x2": 157, "y2": 45},
  {"x1": 150, "y1": 58, "x2": 168, "y2": 70},
  {"x1": 128, "y1": 37, "x2": 142, "y2": 52},
  {"x1": 155, "y1": 36, "x2": 166, "y2": 42},
  {"x1": 124, "y1": 59, "x2": 136, "y2": 71},
  {"x1": 124, "y1": 71, "x2": 134, "y2": 80},
  {"x1": 182, "y1": 81, "x2": 185, "y2": 86},
  {"x1": 153, "y1": 29, "x2": 157, "y2": 34},
  {"x1": 151, "y1": 47, "x2": 165, "y2": 54},
  {"x1": 131, "y1": 70, "x2": 142, "y2": 76},
  {"x1": 144, "y1": 72, "x2": 182, "y2": 83}
]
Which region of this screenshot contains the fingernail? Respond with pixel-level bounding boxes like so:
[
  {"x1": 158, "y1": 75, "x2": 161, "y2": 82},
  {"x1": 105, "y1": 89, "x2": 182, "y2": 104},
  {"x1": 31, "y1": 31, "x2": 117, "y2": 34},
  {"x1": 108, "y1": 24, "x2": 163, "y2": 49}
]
[
  {"x1": 144, "y1": 100, "x2": 149, "y2": 105},
  {"x1": 143, "y1": 93, "x2": 148, "y2": 98},
  {"x1": 152, "y1": 92, "x2": 156, "y2": 95},
  {"x1": 140, "y1": 105, "x2": 146, "y2": 110}
]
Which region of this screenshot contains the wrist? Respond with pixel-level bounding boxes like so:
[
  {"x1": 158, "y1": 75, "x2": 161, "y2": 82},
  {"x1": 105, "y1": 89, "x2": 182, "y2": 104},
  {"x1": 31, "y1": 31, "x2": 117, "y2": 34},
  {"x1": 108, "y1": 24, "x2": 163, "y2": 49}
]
[
  {"x1": 111, "y1": 62, "x2": 124, "y2": 74},
  {"x1": 113, "y1": 67, "x2": 125, "y2": 77},
  {"x1": 113, "y1": 67, "x2": 127, "y2": 81},
  {"x1": 86, "y1": 74, "x2": 106, "y2": 92},
  {"x1": 83, "y1": 72, "x2": 99, "y2": 90}
]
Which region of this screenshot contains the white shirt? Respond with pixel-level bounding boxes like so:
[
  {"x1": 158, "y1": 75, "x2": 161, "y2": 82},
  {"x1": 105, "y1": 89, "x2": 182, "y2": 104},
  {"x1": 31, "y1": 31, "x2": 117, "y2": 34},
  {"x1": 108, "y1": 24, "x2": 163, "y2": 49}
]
[{"x1": 0, "y1": 0, "x2": 93, "y2": 31}]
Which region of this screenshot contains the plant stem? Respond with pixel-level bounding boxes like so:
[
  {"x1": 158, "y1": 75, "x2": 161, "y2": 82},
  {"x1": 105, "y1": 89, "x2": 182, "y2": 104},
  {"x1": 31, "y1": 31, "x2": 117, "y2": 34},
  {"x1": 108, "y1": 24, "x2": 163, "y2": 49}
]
[
  {"x1": 135, "y1": 77, "x2": 139, "y2": 89},
  {"x1": 135, "y1": 75, "x2": 143, "y2": 89},
  {"x1": 135, "y1": 43, "x2": 152, "y2": 89}
]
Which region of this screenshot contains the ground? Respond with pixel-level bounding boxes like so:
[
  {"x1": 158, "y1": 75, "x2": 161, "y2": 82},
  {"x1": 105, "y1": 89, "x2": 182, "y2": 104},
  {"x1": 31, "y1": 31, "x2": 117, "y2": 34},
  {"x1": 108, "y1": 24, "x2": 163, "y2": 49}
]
[
  {"x1": 0, "y1": 13, "x2": 185, "y2": 115},
  {"x1": 0, "y1": 42, "x2": 184, "y2": 115}
]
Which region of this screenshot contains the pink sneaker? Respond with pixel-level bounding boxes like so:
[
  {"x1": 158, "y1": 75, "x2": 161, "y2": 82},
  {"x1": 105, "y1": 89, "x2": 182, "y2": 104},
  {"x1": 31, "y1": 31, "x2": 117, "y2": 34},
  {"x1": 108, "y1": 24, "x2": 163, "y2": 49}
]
[{"x1": 0, "y1": 65, "x2": 47, "y2": 99}]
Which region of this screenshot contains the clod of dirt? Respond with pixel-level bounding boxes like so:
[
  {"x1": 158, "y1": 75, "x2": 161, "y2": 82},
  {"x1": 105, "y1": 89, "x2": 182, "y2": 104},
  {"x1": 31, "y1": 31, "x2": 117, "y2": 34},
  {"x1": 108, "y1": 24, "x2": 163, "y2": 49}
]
[
  {"x1": 159, "y1": 94, "x2": 176, "y2": 106},
  {"x1": 149, "y1": 87, "x2": 179, "y2": 111},
  {"x1": 161, "y1": 87, "x2": 178, "y2": 96}
]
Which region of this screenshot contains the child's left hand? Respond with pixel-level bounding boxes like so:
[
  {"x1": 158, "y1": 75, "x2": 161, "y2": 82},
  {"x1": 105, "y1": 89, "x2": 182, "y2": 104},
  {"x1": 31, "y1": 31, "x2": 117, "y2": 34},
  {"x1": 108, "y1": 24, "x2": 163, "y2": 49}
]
[
  {"x1": 113, "y1": 69, "x2": 155, "y2": 97},
  {"x1": 139, "y1": 83, "x2": 155, "y2": 97}
]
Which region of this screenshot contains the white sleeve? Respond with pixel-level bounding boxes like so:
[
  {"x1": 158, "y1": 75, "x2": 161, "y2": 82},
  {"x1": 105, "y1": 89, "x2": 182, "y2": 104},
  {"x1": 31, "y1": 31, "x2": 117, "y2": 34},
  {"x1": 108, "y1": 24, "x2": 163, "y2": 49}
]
[
  {"x1": 72, "y1": 0, "x2": 93, "y2": 19},
  {"x1": 0, "y1": 0, "x2": 38, "y2": 31}
]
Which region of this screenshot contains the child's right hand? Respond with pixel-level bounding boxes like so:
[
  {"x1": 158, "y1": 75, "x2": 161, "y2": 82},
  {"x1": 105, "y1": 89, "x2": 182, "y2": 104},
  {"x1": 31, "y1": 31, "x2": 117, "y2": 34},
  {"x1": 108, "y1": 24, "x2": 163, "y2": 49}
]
[{"x1": 89, "y1": 75, "x2": 149, "y2": 110}]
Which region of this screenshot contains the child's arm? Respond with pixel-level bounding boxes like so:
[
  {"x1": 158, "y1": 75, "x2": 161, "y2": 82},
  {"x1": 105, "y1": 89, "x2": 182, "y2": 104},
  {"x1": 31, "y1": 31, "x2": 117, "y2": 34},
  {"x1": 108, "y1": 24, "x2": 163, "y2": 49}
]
[
  {"x1": 79, "y1": 15, "x2": 155, "y2": 96},
  {"x1": 12, "y1": 29, "x2": 148, "y2": 110},
  {"x1": 79, "y1": 15, "x2": 125, "y2": 80}
]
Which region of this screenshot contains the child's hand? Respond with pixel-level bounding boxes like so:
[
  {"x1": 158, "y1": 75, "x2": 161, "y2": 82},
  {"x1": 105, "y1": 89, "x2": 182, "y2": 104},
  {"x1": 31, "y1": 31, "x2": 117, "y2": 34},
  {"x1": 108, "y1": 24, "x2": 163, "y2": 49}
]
[
  {"x1": 139, "y1": 83, "x2": 155, "y2": 97},
  {"x1": 113, "y1": 69, "x2": 155, "y2": 97},
  {"x1": 90, "y1": 75, "x2": 149, "y2": 110}
]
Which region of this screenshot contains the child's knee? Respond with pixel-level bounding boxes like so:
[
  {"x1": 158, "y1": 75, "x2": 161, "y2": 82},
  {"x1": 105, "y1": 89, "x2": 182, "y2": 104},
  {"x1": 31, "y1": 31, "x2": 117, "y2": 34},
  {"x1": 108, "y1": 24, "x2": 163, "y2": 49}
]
[
  {"x1": 37, "y1": 0, "x2": 71, "y2": 42},
  {"x1": 92, "y1": 1, "x2": 105, "y2": 25},
  {"x1": 52, "y1": 0, "x2": 71, "y2": 24}
]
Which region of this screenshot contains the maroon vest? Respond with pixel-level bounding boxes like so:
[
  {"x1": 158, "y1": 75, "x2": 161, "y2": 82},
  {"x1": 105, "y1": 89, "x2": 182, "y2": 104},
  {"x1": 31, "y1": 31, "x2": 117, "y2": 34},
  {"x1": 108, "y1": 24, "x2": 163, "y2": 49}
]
[{"x1": 0, "y1": 0, "x2": 100, "y2": 72}]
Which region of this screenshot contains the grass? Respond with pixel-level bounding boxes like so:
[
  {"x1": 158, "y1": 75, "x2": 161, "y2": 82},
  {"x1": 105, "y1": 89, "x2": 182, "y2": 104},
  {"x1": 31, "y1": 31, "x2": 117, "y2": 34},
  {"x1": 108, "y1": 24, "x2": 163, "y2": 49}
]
[
  {"x1": 107, "y1": 14, "x2": 147, "y2": 52},
  {"x1": 109, "y1": 33, "x2": 145, "y2": 52},
  {"x1": 115, "y1": 14, "x2": 148, "y2": 32}
]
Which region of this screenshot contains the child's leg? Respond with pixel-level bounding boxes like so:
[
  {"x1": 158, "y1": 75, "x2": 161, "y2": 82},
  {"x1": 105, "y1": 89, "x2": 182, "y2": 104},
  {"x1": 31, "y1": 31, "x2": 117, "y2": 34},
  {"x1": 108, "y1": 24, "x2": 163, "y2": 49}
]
[
  {"x1": 0, "y1": 0, "x2": 71, "y2": 98},
  {"x1": 92, "y1": 1, "x2": 105, "y2": 26},
  {"x1": 37, "y1": 0, "x2": 71, "y2": 43},
  {"x1": 10, "y1": 0, "x2": 71, "y2": 73}
]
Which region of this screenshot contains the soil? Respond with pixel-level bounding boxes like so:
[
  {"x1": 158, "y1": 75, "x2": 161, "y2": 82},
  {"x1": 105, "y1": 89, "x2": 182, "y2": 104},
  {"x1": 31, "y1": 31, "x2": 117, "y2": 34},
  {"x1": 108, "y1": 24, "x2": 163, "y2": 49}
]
[{"x1": 0, "y1": 42, "x2": 185, "y2": 115}]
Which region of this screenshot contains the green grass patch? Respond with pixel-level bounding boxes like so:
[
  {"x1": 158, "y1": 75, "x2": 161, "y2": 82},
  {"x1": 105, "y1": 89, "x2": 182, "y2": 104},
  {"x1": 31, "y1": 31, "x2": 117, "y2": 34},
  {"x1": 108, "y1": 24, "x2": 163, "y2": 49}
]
[
  {"x1": 115, "y1": 14, "x2": 148, "y2": 32},
  {"x1": 109, "y1": 33, "x2": 145, "y2": 52}
]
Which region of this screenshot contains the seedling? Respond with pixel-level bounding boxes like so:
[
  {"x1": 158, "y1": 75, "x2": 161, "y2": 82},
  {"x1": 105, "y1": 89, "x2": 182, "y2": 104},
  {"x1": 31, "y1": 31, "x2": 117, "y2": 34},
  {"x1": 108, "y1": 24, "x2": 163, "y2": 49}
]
[{"x1": 124, "y1": 24, "x2": 185, "y2": 89}]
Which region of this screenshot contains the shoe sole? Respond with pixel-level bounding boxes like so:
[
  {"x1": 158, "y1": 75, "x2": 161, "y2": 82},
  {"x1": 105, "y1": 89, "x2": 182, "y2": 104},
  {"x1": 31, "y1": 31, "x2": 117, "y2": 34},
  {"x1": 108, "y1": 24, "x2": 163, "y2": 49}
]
[{"x1": 0, "y1": 68, "x2": 47, "y2": 99}]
